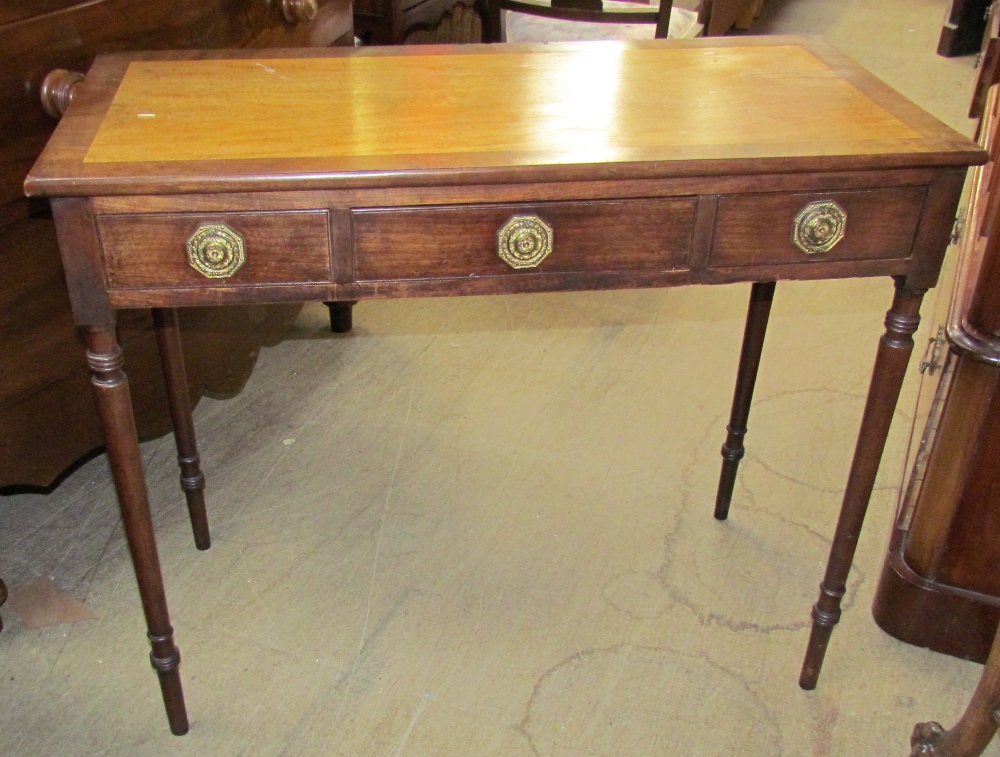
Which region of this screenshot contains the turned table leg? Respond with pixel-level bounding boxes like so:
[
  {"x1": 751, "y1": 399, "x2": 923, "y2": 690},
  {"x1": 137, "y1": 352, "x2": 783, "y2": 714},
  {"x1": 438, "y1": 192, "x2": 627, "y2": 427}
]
[
  {"x1": 85, "y1": 324, "x2": 189, "y2": 735},
  {"x1": 799, "y1": 278, "x2": 925, "y2": 690},
  {"x1": 715, "y1": 281, "x2": 776, "y2": 520},
  {"x1": 909, "y1": 618, "x2": 1000, "y2": 756},
  {"x1": 152, "y1": 308, "x2": 210, "y2": 551},
  {"x1": 323, "y1": 301, "x2": 357, "y2": 333}
]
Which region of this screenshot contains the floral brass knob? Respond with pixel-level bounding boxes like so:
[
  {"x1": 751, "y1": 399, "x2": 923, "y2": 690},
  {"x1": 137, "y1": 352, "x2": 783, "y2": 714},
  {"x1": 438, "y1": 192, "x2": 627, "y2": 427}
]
[
  {"x1": 497, "y1": 215, "x2": 553, "y2": 269},
  {"x1": 793, "y1": 200, "x2": 847, "y2": 254},
  {"x1": 282, "y1": 0, "x2": 319, "y2": 22},
  {"x1": 187, "y1": 223, "x2": 246, "y2": 279}
]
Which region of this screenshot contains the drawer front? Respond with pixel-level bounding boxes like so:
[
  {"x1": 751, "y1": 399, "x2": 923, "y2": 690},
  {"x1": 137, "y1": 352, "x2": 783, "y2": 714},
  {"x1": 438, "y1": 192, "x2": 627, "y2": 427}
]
[
  {"x1": 710, "y1": 187, "x2": 927, "y2": 268},
  {"x1": 97, "y1": 211, "x2": 331, "y2": 289},
  {"x1": 352, "y1": 198, "x2": 697, "y2": 282}
]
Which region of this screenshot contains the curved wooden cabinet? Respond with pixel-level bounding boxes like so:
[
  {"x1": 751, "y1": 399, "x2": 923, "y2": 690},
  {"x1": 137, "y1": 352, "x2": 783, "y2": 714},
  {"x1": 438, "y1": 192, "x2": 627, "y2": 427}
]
[
  {"x1": 0, "y1": 0, "x2": 353, "y2": 488},
  {"x1": 872, "y1": 75, "x2": 1000, "y2": 664}
]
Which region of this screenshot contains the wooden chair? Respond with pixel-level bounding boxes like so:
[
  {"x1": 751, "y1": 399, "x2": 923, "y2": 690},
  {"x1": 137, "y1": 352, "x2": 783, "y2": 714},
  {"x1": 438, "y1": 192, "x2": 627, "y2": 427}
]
[{"x1": 480, "y1": 0, "x2": 700, "y2": 43}]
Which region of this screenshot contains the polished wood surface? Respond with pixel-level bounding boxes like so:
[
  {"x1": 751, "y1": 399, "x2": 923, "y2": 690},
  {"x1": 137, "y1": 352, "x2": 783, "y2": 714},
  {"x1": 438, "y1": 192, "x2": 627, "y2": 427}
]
[
  {"x1": 905, "y1": 358, "x2": 1000, "y2": 594},
  {"x1": 84, "y1": 44, "x2": 918, "y2": 162},
  {"x1": 37, "y1": 41, "x2": 962, "y2": 188},
  {"x1": 26, "y1": 38, "x2": 984, "y2": 734}
]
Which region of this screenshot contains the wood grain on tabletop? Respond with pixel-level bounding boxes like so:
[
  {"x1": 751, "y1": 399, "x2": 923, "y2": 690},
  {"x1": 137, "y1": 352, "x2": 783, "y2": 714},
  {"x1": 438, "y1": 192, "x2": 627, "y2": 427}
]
[
  {"x1": 26, "y1": 38, "x2": 986, "y2": 198},
  {"x1": 83, "y1": 44, "x2": 920, "y2": 165}
]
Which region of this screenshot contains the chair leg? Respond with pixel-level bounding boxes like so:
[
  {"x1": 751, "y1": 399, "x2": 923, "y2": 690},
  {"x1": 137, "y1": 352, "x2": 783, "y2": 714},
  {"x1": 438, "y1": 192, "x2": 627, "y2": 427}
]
[
  {"x1": 714, "y1": 281, "x2": 776, "y2": 520},
  {"x1": 152, "y1": 308, "x2": 210, "y2": 551},
  {"x1": 323, "y1": 301, "x2": 358, "y2": 333},
  {"x1": 799, "y1": 279, "x2": 925, "y2": 690},
  {"x1": 909, "y1": 622, "x2": 1000, "y2": 756}
]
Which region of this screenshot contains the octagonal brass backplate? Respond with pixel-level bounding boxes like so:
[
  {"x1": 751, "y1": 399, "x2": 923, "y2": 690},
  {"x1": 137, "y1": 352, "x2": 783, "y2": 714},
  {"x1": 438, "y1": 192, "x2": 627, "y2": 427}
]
[
  {"x1": 497, "y1": 215, "x2": 553, "y2": 269},
  {"x1": 187, "y1": 222, "x2": 246, "y2": 279},
  {"x1": 792, "y1": 200, "x2": 847, "y2": 255}
]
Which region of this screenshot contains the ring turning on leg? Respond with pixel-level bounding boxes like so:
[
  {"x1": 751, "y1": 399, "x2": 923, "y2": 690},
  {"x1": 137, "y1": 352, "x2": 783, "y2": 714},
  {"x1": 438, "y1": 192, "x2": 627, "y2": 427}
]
[
  {"x1": 153, "y1": 308, "x2": 210, "y2": 550},
  {"x1": 715, "y1": 281, "x2": 776, "y2": 520},
  {"x1": 85, "y1": 324, "x2": 190, "y2": 735},
  {"x1": 799, "y1": 279, "x2": 925, "y2": 690}
]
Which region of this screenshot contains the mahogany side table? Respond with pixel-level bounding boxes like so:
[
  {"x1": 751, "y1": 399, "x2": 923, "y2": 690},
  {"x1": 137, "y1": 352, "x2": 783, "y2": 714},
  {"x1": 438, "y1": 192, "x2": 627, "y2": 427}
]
[{"x1": 25, "y1": 37, "x2": 985, "y2": 734}]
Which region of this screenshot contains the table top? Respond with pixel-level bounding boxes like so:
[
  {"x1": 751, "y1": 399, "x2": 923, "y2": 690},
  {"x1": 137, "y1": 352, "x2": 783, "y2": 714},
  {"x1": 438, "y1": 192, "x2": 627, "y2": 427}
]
[{"x1": 25, "y1": 36, "x2": 983, "y2": 198}]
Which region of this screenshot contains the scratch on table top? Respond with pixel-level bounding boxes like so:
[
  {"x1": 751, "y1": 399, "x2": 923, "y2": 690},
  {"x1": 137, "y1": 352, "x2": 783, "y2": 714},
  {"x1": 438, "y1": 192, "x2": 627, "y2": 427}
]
[{"x1": 255, "y1": 62, "x2": 294, "y2": 81}]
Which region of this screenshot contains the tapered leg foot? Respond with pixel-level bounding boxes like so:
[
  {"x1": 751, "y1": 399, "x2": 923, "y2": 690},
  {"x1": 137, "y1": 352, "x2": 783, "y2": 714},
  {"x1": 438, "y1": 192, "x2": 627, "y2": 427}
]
[
  {"x1": 323, "y1": 301, "x2": 357, "y2": 333},
  {"x1": 153, "y1": 308, "x2": 210, "y2": 551},
  {"x1": 86, "y1": 324, "x2": 189, "y2": 735},
  {"x1": 715, "y1": 281, "x2": 775, "y2": 520},
  {"x1": 799, "y1": 586, "x2": 842, "y2": 689},
  {"x1": 799, "y1": 279, "x2": 924, "y2": 689},
  {"x1": 150, "y1": 629, "x2": 188, "y2": 735}
]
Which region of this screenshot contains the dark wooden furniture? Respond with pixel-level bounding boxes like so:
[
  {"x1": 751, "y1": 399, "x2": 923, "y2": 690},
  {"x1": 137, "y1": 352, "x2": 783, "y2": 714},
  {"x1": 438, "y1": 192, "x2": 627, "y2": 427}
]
[
  {"x1": 0, "y1": 0, "x2": 353, "y2": 492},
  {"x1": 872, "y1": 42, "x2": 1000, "y2": 666},
  {"x1": 481, "y1": 0, "x2": 674, "y2": 42},
  {"x1": 937, "y1": 0, "x2": 992, "y2": 58},
  {"x1": 25, "y1": 37, "x2": 983, "y2": 734},
  {"x1": 354, "y1": 0, "x2": 477, "y2": 42},
  {"x1": 902, "y1": 77, "x2": 1000, "y2": 757},
  {"x1": 0, "y1": 0, "x2": 354, "y2": 635}
]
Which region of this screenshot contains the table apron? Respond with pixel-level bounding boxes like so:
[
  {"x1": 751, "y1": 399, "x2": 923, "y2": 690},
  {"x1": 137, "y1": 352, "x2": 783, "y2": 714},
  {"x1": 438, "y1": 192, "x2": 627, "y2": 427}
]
[{"x1": 93, "y1": 179, "x2": 943, "y2": 310}]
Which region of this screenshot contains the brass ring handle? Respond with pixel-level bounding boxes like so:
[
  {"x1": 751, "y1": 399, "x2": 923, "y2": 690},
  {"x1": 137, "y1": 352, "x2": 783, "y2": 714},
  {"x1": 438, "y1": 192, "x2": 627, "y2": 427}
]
[
  {"x1": 187, "y1": 223, "x2": 246, "y2": 279},
  {"x1": 282, "y1": 0, "x2": 319, "y2": 22},
  {"x1": 792, "y1": 200, "x2": 847, "y2": 255},
  {"x1": 497, "y1": 215, "x2": 553, "y2": 269},
  {"x1": 40, "y1": 69, "x2": 85, "y2": 119}
]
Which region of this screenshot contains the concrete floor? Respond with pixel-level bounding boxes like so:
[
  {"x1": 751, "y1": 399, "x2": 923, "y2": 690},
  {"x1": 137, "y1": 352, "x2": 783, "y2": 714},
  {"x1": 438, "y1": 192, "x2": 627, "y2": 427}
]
[{"x1": 1, "y1": 1, "x2": 994, "y2": 755}]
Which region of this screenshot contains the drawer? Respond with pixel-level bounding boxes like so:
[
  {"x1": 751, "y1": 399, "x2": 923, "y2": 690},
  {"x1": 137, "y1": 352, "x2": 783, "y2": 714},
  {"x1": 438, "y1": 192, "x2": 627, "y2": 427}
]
[
  {"x1": 710, "y1": 187, "x2": 927, "y2": 268},
  {"x1": 97, "y1": 211, "x2": 331, "y2": 289},
  {"x1": 352, "y1": 198, "x2": 697, "y2": 282}
]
